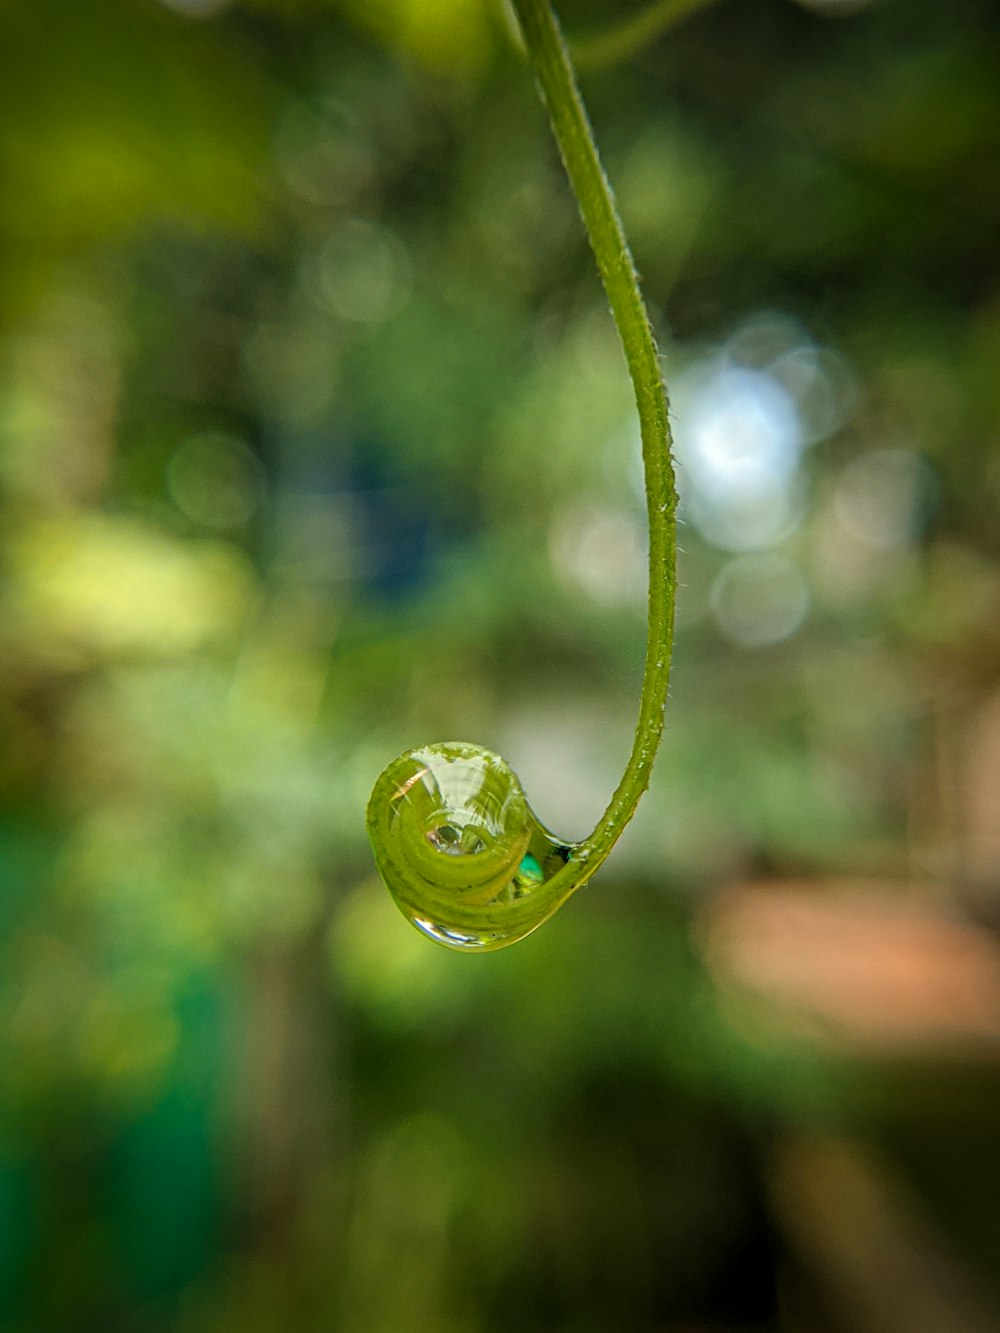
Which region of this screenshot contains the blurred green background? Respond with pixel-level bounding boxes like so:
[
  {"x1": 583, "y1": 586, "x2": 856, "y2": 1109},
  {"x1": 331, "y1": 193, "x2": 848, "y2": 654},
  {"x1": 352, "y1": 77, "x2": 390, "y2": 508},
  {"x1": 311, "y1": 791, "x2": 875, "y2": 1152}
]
[{"x1": 2, "y1": 0, "x2": 1000, "y2": 1328}]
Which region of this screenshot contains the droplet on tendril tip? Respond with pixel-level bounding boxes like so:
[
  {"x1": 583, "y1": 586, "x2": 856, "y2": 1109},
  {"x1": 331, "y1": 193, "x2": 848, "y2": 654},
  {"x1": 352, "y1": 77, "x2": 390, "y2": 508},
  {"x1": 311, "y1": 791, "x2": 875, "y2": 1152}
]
[{"x1": 366, "y1": 742, "x2": 579, "y2": 951}]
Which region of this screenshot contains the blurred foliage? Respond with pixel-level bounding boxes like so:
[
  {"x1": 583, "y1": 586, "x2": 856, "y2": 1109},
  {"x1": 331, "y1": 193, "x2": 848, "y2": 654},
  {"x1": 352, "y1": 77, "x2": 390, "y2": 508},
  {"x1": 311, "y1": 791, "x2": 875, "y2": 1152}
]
[{"x1": 1, "y1": 0, "x2": 1000, "y2": 1328}]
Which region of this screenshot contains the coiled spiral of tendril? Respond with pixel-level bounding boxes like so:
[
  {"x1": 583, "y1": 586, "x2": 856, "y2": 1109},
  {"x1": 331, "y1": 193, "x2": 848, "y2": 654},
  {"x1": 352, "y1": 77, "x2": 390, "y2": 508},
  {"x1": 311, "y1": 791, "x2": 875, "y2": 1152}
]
[
  {"x1": 365, "y1": 0, "x2": 678, "y2": 951},
  {"x1": 366, "y1": 742, "x2": 582, "y2": 951}
]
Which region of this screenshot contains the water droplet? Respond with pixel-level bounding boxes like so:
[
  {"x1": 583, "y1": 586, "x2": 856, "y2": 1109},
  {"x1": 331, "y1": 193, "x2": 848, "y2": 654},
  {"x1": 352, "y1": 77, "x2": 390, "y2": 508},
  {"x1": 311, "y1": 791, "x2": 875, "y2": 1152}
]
[{"x1": 366, "y1": 742, "x2": 578, "y2": 951}]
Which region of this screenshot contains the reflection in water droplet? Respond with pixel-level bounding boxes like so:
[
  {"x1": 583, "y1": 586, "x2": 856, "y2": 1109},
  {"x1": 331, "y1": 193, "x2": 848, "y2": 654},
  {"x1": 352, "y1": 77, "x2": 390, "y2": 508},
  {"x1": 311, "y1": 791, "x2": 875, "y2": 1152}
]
[{"x1": 367, "y1": 742, "x2": 578, "y2": 951}]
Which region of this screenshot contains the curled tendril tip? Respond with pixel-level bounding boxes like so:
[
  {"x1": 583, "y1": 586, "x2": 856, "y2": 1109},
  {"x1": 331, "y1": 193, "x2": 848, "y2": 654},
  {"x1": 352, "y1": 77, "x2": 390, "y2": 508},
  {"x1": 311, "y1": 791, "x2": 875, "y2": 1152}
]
[{"x1": 366, "y1": 0, "x2": 677, "y2": 951}]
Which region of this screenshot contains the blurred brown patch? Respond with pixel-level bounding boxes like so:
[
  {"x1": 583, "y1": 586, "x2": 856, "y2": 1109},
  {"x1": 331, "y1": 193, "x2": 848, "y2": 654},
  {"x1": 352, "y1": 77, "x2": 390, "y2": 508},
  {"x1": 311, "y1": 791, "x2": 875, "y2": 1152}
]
[
  {"x1": 699, "y1": 881, "x2": 1000, "y2": 1054},
  {"x1": 769, "y1": 1134, "x2": 1000, "y2": 1333}
]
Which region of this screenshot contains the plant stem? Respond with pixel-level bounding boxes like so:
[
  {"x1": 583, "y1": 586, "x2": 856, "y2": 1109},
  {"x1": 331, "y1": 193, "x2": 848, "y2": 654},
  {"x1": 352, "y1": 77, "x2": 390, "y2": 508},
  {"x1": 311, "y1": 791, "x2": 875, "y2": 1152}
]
[
  {"x1": 510, "y1": 0, "x2": 678, "y2": 876},
  {"x1": 571, "y1": 0, "x2": 722, "y2": 73}
]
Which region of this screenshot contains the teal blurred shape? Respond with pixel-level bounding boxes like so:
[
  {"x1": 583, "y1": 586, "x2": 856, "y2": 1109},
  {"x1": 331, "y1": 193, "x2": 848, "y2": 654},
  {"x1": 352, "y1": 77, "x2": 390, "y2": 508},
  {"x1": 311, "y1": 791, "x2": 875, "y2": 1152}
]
[
  {"x1": 106, "y1": 977, "x2": 226, "y2": 1306},
  {"x1": 0, "y1": 1155, "x2": 34, "y2": 1319}
]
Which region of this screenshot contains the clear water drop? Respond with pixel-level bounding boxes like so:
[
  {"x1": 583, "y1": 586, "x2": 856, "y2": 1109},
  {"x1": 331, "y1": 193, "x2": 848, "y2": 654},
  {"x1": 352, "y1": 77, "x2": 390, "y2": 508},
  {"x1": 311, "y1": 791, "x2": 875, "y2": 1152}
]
[{"x1": 366, "y1": 742, "x2": 578, "y2": 951}]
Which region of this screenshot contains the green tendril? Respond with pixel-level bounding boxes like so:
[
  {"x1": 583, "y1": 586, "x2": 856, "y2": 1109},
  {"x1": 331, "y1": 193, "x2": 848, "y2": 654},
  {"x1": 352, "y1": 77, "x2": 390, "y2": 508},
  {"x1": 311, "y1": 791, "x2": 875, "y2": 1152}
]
[
  {"x1": 571, "y1": 0, "x2": 721, "y2": 73},
  {"x1": 366, "y1": 0, "x2": 677, "y2": 951}
]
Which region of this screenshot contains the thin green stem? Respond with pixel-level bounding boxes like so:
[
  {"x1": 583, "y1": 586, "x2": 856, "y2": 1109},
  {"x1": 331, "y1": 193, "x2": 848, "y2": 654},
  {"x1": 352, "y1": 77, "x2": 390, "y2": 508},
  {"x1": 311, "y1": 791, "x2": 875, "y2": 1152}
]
[
  {"x1": 571, "y1": 0, "x2": 722, "y2": 73},
  {"x1": 510, "y1": 0, "x2": 677, "y2": 877}
]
